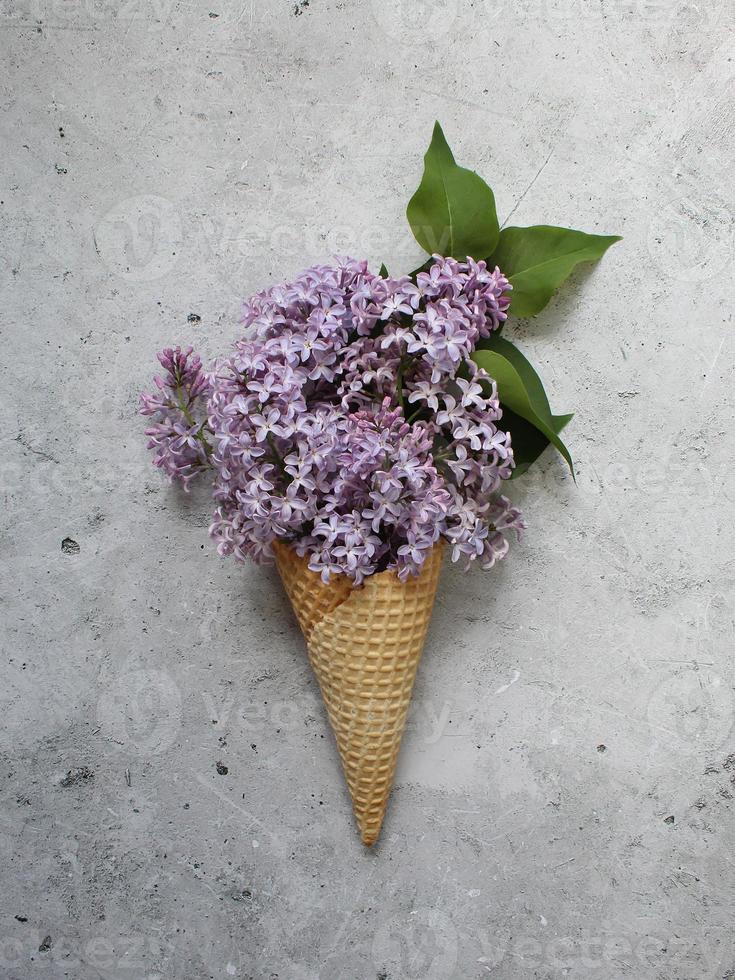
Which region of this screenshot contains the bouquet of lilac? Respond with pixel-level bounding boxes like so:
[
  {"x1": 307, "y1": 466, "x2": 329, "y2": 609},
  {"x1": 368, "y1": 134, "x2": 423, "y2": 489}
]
[
  {"x1": 140, "y1": 123, "x2": 620, "y2": 846},
  {"x1": 141, "y1": 256, "x2": 525, "y2": 584}
]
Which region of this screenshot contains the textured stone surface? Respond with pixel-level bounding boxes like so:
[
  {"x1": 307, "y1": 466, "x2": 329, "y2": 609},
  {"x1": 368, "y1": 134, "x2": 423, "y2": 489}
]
[{"x1": 2, "y1": 1, "x2": 734, "y2": 977}]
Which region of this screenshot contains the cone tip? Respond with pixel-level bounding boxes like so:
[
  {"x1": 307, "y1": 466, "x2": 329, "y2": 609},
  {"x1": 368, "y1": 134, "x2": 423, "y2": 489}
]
[{"x1": 360, "y1": 820, "x2": 382, "y2": 846}]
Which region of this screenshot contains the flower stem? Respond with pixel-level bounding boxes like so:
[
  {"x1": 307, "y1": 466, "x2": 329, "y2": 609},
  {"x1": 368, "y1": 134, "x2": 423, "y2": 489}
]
[
  {"x1": 395, "y1": 361, "x2": 405, "y2": 411},
  {"x1": 267, "y1": 433, "x2": 288, "y2": 476},
  {"x1": 176, "y1": 388, "x2": 213, "y2": 458}
]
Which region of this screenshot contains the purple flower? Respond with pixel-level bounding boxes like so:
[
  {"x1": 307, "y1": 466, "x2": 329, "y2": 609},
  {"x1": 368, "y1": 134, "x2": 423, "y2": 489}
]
[
  {"x1": 139, "y1": 346, "x2": 212, "y2": 491},
  {"x1": 251, "y1": 408, "x2": 291, "y2": 443},
  {"x1": 407, "y1": 379, "x2": 443, "y2": 412},
  {"x1": 141, "y1": 256, "x2": 523, "y2": 579}
]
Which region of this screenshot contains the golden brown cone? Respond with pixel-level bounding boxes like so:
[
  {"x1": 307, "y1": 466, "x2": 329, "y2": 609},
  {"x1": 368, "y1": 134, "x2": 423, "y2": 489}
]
[{"x1": 273, "y1": 540, "x2": 443, "y2": 846}]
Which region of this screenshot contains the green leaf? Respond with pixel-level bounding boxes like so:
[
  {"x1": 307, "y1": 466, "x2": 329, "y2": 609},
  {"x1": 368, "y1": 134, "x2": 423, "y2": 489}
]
[
  {"x1": 407, "y1": 121, "x2": 499, "y2": 260},
  {"x1": 472, "y1": 334, "x2": 574, "y2": 476},
  {"x1": 488, "y1": 225, "x2": 622, "y2": 317},
  {"x1": 499, "y1": 406, "x2": 573, "y2": 478},
  {"x1": 378, "y1": 262, "x2": 389, "y2": 278}
]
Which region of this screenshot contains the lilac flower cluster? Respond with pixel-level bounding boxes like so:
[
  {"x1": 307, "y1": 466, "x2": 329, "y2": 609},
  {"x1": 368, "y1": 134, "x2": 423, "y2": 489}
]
[
  {"x1": 139, "y1": 347, "x2": 211, "y2": 491},
  {"x1": 140, "y1": 255, "x2": 525, "y2": 580}
]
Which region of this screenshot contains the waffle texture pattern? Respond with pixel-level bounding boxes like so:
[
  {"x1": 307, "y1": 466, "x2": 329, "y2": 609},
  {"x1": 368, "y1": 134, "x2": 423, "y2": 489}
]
[{"x1": 273, "y1": 540, "x2": 444, "y2": 845}]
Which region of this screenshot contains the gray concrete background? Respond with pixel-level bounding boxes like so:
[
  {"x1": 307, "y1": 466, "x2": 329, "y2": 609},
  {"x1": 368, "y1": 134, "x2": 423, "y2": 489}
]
[{"x1": 2, "y1": 0, "x2": 734, "y2": 977}]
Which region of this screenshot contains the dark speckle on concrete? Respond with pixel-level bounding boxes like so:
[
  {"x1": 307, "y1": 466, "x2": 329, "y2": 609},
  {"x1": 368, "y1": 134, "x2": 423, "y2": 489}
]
[
  {"x1": 61, "y1": 537, "x2": 80, "y2": 554},
  {"x1": 230, "y1": 887, "x2": 252, "y2": 901},
  {"x1": 60, "y1": 766, "x2": 93, "y2": 787}
]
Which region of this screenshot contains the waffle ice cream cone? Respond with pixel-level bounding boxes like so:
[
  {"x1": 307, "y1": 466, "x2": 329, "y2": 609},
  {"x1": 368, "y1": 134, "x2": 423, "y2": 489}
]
[{"x1": 273, "y1": 540, "x2": 444, "y2": 846}]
